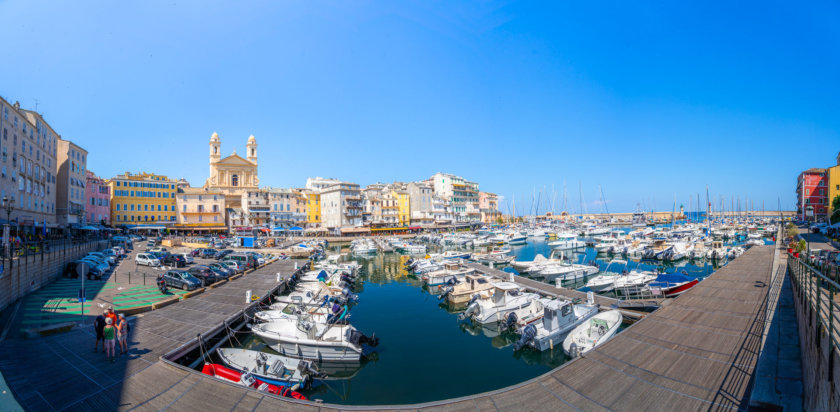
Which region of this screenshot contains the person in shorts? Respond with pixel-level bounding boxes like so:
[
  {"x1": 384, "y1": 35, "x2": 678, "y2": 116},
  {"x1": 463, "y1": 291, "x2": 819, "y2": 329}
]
[
  {"x1": 103, "y1": 317, "x2": 116, "y2": 362},
  {"x1": 116, "y1": 314, "x2": 129, "y2": 355}
]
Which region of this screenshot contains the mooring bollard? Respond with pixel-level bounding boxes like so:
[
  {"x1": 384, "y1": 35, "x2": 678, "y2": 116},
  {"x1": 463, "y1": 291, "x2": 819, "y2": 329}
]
[
  {"x1": 246, "y1": 290, "x2": 252, "y2": 304},
  {"x1": 276, "y1": 273, "x2": 280, "y2": 282},
  {"x1": 128, "y1": 271, "x2": 131, "y2": 284}
]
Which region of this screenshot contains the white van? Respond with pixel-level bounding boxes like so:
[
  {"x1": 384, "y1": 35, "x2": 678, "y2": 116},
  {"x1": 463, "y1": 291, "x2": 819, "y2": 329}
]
[{"x1": 136, "y1": 253, "x2": 161, "y2": 267}]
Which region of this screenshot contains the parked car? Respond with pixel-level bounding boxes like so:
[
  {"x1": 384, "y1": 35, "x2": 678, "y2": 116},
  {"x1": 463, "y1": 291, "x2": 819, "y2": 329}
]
[
  {"x1": 149, "y1": 247, "x2": 169, "y2": 254},
  {"x1": 161, "y1": 254, "x2": 186, "y2": 268},
  {"x1": 177, "y1": 253, "x2": 194, "y2": 264},
  {"x1": 162, "y1": 270, "x2": 202, "y2": 291},
  {"x1": 200, "y1": 248, "x2": 218, "y2": 259},
  {"x1": 63, "y1": 260, "x2": 103, "y2": 280},
  {"x1": 223, "y1": 253, "x2": 256, "y2": 270},
  {"x1": 85, "y1": 253, "x2": 112, "y2": 267},
  {"x1": 101, "y1": 249, "x2": 119, "y2": 262},
  {"x1": 188, "y1": 265, "x2": 222, "y2": 285},
  {"x1": 221, "y1": 260, "x2": 244, "y2": 273},
  {"x1": 135, "y1": 253, "x2": 161, "y2": 267},
  {"x1": 214, "y1": 249, "x2": 234, "y2": 260},
  {"x1": 207, "y1": 266, "x2": 231, "y2": 280},
  {"x1": 146, "y1": 240, "x2": 156, "y2": 247},
  {"x1": 88, "y1": 252, "x2": 115, "y2": 265},
  {"x1": 245, "y1": 252, "x2": 265, "y2": 266},
  {"x1": 207, "y1": 262, "x2": 235, "y2": 277},
  {"x1": 79, "y1": 257, "x2": 110, "y2": 276}
]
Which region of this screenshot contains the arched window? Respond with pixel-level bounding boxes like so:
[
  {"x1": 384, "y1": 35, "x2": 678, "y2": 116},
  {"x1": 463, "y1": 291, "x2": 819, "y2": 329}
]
[
  {"x1": 250, "y1": 148, "x2": 255, "y2": 157},
  {"x1": 232, "y1": 175, "x2": 239, "y2": 187},
  {"x1": 213, "y1": 146, "x2": 218, "y2": 154}
]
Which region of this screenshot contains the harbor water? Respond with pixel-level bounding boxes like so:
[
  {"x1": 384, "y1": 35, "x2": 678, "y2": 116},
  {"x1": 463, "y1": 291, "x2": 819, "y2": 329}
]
[{"x1": 229, "y1": 235, "x2": 766, "y2": 405}]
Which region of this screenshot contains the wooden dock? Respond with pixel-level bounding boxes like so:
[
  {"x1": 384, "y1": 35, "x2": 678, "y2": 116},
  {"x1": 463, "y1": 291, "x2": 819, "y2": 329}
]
[
  {"x1": 462, "y1": 261, "x2": 664, "y2": 315},
  {"x1": 0, "y1": 246, "x2": 780, "y2": 411}
]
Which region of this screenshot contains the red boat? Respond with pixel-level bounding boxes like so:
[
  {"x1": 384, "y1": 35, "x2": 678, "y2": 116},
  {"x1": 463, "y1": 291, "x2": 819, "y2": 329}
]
[
  {"x1": 201, "y1": 363, "x2": 307, "y2": 400},
  {"x1": 648, "y1": 273, "x2": 700, "y2": 297}
]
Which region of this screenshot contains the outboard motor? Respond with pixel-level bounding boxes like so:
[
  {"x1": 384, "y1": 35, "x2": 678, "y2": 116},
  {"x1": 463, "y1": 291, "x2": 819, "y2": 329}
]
[
  {"x1": 501, "y1": 312, "x2": 518, "y2": 330},
  {"x1": 466, "y1": 293, "x2": 481, "y2": 307},
  {"x1": 349, "y1": 330, "x2": 379, "y2": 348},
  {"x1": 459, "y1": 300, "x2": 480, "y2": 320},
  {"x1": 568, "y1": 342, "x2": 580, "y2": 358},
  {"x1": 513, "y1": 324, "x2": 537, "y2": 351},
  {"x1": 438, "y1": 286, "x2": 454, "y2": 301},
  {"x1": 299, "y1": 360, "x2": 328, "y2": 379}
]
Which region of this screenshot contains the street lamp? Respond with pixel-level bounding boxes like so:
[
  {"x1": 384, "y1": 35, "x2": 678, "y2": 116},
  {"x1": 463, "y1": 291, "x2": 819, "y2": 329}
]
[{"x1": 2, "y1": 196, "x2": 14, "y2": 257}]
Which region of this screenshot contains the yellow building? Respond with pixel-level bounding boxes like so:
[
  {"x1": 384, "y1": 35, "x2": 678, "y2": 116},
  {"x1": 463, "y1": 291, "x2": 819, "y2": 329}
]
[
  {"x1": 109, "y1": 172, "x2": 177, "y2": 226},
  {"x1": 305, "y1": 191, "x2": 322, "y2": 227},
  {"x1": 829, "y1": 154, "x2": 840, "y2": 216},
  {"x1": 393, "y1": 190, "x2": 411, "y2": 226}
]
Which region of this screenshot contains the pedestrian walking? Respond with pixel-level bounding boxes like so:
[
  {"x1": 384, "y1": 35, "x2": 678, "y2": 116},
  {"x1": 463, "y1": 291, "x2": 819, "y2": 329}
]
[
  {"x1": 103, "y1": 318, "x2": 116, "y2": 362},
  {"x1": 93, "y1": 310, "x2": 106, "y2": 352},
  {"x1": 117, "y1": 314, "x2": 130, "y2": 355}
]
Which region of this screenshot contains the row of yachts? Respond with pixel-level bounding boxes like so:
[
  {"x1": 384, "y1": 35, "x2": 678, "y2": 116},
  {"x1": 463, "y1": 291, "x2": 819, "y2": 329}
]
[{"x1": 403, "y1": 257, "x2": 624, "y2": 356}]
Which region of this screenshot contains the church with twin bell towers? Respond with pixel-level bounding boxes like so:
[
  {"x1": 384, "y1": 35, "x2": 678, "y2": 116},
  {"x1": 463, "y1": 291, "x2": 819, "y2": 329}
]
[{"x1": 204, "y1": 132, "x2": 259, "y2": 208}]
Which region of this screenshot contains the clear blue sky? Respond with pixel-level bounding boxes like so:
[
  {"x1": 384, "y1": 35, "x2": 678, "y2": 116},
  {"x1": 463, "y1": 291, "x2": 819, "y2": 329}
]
[{"x1": 1, "y1": 1, "x2": 838, "y2": 214}]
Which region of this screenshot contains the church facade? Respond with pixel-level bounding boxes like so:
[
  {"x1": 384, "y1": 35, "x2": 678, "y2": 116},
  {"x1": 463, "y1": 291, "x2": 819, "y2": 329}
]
[{"x1": 204, "y1": 132, "x2": 259, "y2": 208}]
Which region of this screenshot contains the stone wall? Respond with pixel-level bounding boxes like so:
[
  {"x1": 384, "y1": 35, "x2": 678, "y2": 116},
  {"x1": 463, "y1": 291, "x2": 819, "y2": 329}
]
[
  {"x1": 791, "y1": 270, "x2": 840, "y2": 411},
  {"x1": 0, "y1": 240, "x2": 109, "y2": 312}
]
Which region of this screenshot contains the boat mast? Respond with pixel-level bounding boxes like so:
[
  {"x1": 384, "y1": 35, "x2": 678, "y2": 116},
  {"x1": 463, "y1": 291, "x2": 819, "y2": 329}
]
[{"x1": 706, "y1": 185, "x2": 711, "y2": 236}]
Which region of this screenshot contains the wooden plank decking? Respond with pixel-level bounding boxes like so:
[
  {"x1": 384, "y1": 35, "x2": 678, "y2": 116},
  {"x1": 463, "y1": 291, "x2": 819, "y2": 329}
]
[{"x1": 0, "y1": 246, "x2": 777, "y2": 411}]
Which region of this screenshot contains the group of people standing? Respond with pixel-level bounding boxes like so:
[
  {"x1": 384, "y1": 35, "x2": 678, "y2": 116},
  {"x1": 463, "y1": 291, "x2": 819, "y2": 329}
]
[{"x1": 93, "y1": 307, "x2": 130, "y2": 362}]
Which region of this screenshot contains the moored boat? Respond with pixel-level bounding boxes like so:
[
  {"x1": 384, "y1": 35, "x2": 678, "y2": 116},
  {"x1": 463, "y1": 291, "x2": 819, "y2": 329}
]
[{"x1": 562, "y1": 309, "x2": 622, "y2": 357}]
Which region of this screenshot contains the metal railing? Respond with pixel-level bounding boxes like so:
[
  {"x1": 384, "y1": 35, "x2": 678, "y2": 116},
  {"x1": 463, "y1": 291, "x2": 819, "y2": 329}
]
[{"x1": 787, "y1": 254, "x2": 840, "y2": 356}]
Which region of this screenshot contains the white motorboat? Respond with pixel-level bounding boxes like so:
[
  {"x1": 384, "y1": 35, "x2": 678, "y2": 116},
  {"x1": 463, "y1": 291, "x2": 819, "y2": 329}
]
[
  {"x1": 462, "y1": 282, "x2": 543, "y2": 325},
  {"x1": 252, "y1": 318, "x2": 378, "y2": 362},
  {"x1": 530, "y1": 262, "x2": 599, "y2": 283},
  {"x1": 562, "y1": 309, "x2": 622, "y2": 357},
  {"x1": 547, "y1": 233, "x2": 585, "y2": 250},
  {"x1": 513, "y1": 296, "x2": 599, "y2": 351},
  {"x1": 507, "y1": 232, "x2": 527, "y2": 245},
  {"x1": 216, "y1": 347, "x2": 323, "y2": 389},
  {"x1": 422, "y1": 262, "x2": 475, "y2": 286},
  {"x1": 612, "y1": 270, "x2": 658, "y2": 294}
]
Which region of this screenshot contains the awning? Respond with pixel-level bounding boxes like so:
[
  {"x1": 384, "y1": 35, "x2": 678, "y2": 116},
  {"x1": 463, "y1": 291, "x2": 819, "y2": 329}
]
[
  {"x1": 79, "y1": 225, "x2": 101, "y2": 230},
  {"x1": 340, "y1": 227, "x2": 370, "y2": 234},
  {"x1": 271, "y1": 227, "x2": 285, "y2": 231},
  {"x1": 288, "y1": 226, "x2": 304, "y2": 231},
  {"x1": 259, "y1": 228, "x2": 270, "y2": 233}
]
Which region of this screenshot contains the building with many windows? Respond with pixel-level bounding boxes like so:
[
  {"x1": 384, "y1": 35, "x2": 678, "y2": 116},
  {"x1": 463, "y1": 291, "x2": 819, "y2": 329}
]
[
  {"x1": 479, "y1": 191, "x2": 501, "y2": 224},
  {"x1": 429, "y1": 172, "x2": 480, "y2": 222},
  {"x1": 174, "y1": 187, "x2": 226, "y2": 233},
  {"x1": 828, "y1": 152, "x2": 840, "y2": 218},
  {"x1": 321, "y1": 182, "x2": 362, "y2": 229},
  {"x1": 85, "y1": 171, "x2": 110, "y2": 226},
  {"x1": 0, "y1": 98, "x2": 59, "y2": 233},
  {"x1": 267, "y1": 188, "x2": 306, "y2": 229},
  {"x1": 56, "y1": 138, "x2": 88, "y2": 227},
  {"x1": 304, "y1": 190, "x2": 321, "y2": 228},
  {"x1": 240, "y1": 189, "x2": 271, "y2": 229},
  {"x1": 797, "y1": 168, "x2": 828, "y2": 222},
  {"x1": 109, "y1": 172, "x2": 178, "y2": 226}
]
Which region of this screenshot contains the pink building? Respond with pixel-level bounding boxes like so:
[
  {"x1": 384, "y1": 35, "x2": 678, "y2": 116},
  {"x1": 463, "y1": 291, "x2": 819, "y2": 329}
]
[{"x1": 85, "y1": 171, "x2": 111, "y2": 226}]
